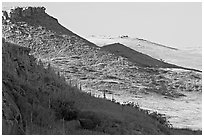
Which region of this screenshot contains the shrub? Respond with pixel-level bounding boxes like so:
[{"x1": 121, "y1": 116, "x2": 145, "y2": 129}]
[
  {"x1": 50, "y1": 99, "x2": 78, "y2": 121},
  {"x1": 78, "y1": 111, "x2": 101, "y2": 130},
  {"x1": 149, "y1": 111, "x2": 171, "y2": 127}
]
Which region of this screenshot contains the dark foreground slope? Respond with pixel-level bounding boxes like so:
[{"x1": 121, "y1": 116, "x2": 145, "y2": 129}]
[{"x1": 2, "y1": 39, "x2": 201, "y2": 135}]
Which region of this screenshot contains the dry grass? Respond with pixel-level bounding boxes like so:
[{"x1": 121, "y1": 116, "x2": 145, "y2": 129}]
[{"x1": 2, "y1": 40, "x2": 201, "y2": 135}]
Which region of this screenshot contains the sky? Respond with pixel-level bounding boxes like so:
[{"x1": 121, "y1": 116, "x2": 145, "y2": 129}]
[{"x1": 2, "y1": 2, "x2": 202, "y2": 49}]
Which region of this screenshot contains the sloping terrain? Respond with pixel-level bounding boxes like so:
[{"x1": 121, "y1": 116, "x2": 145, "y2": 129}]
[
  {"x1": 3, "y1": 39, "x2": 202, "y2": 135},
  {"x1": 86, "y1": 35, "x2": 202, "y2": 71},
  {"x1": 2, "y1": 6, "x2": 201, "y2": 98},
  {"x1": 101, "y1": 43, "x2": 179, "y2": 68},
  {"x1": 2, "y1": 6, "x2": 202, "y2": 133}
]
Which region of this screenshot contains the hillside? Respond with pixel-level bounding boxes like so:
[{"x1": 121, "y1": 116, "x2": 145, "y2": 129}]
[
  {"x1": 87, "y1": 35, "x2": 202, "y2": 71},
  {"x1": 2, "y1": 6, "x2": 202, "y2": 134},
  {"x1": 2, "y1": 6, "x2": 201, "y2": 97},
  {"x1": 101, "y1": 43, "x2": 179, "y2": 68},
  {"x1": 2, "y1": 37, "x2": 201, "y2": 135}
]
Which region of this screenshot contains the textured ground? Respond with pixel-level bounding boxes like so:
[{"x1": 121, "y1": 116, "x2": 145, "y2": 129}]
[
  {"x1": 86, "y1": 35, "x2": 202, "y2": 71},
  {"x1": 2, "y1": 6, "x2": 202, "y2": 133}
]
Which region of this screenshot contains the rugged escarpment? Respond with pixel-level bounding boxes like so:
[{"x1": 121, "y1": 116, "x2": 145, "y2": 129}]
[
  {"x1": 2, "y1": 6, "x2": 73, "y2": 35},
  {"x1": 3, "y1": 7, "x2": 46, "y2": 20},
  {"x1": 2, "y1": 6, "x2": 97, "y2": 48},
  {"x1": 2, "y1": 6, "x2": 202, "y2": 134}
]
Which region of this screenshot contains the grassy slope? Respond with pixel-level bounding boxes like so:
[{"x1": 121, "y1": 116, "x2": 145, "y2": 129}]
[
  {"x1": 2, "y1": 40, "x2": 201, "y2": 135},
  {"x1": 101, "y1": 43, "x2": 201, "y2": 72},
  {"x1": 101, "y1": 43, "x2": 178, "y2": 68}
]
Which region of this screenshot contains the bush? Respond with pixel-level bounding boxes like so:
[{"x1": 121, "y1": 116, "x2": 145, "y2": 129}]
[
  {"x1": 149, "y1": 111, "x2": 171, "y2": 127},
  {"x1": 50, "y1": 99, "x2": 78, "y2": 121},
  {"x1": 78, "y1": 111, "x2": 101, "y2": 130}
]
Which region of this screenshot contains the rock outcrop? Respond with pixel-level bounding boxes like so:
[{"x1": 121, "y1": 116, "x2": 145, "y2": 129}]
[{"x1": 2, "y1": 7, "x2": 46, "y2": 21}]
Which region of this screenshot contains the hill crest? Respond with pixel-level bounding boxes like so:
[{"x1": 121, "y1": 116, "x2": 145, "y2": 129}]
[
  {"x1": 101, "y1": 42, "x2": 178, "y2": 68},
  {"x1": 2, "y1": 6, "x2": 97, "y2": 48}
]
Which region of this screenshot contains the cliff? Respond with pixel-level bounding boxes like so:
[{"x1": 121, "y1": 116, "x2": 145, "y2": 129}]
[
  {"x1": 2, "y1": 7, "x2": 46, "y2": 21},
  {"x1": 2, "y1": 6, "x2": 98, "y2": 47}
]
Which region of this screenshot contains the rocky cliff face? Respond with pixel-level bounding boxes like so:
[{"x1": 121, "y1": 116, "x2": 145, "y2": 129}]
[
  {"x1": 2, "y1": 7, "x2": 46, "y2": 21},
  {"x1": 2, "y1": 6, "x2": 99, "y2": 45}
]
